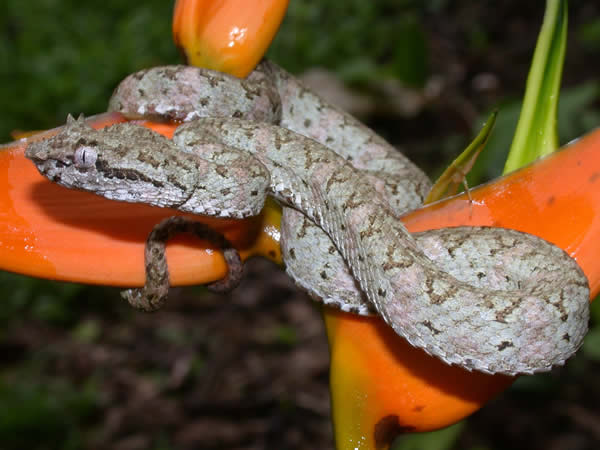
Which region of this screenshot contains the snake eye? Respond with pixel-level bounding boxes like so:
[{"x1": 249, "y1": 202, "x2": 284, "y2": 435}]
[{"x1": 74, "y1": 146, "x2": 98, "y2": 168}]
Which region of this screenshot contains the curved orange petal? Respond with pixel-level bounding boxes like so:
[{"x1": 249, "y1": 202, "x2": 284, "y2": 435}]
[
  {"x1": 2, "y1": 120, "x2": 599, "y2": 442},
  {"x1": 173, "y1": 0, "x2": 289, "y2": 77},
  {"x1": 403, "y1": 132, "x2": 600, "y2": 295},
  {"x1": 325, "y1": 129, "x2": 600, "y2": 445},
  {"x1": 0, "y1": 113, "x2": 280, "y2": 287},
  {"x1": 326, "y1": 311, "x2": 514, "y2": 446}
]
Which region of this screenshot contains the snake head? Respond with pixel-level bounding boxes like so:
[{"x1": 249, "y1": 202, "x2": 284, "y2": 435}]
[
  {"x1": 25, "y1": 114, "x2": 199, "y2": 209},
  {"x1": 25, "y1": 114, "x2": 100, "y2": 182}
]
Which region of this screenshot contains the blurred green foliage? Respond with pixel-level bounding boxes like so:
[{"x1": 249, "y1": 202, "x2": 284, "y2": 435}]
[
  {"x1": 0, "y1": 0, "x2": 441, "y2": 142},
  {"x1": 467, "y1": 81, "x2": 600, "y2": 184},
  {"x1": 268, "y1": 0, "x2": 433, "y2": 85},
  {"x1": 578, "y1": 17, "x2": 600, "y2": 50},
  {"x1": 0, "y1": 272, "x2": 119, "y2": 449},
  {"x1": 0, "y1": 271, "x2": 120, "y2": 330},
  {"x1": 0, "y1": 376, "x2": 98, "y2": 450},
  {"x1": 0, "y1": 0, "x2": 179, "y2": 142}
]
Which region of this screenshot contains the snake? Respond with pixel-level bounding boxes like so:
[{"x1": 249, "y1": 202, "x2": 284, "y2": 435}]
[{"x1": 25, "y1": 60, "x2": 590, "y2": 375}]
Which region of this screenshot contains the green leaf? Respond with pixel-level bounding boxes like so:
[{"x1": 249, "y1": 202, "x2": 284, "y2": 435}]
[
  {"x1": 582, "y1": 327, "x2": 600, "y2": 361},
  {"x1": 503, "y1": 0, "x2": 568, "y2": 174},
  {"x1": 425, "y1": 110, "x2": 497, "y2": 204}
]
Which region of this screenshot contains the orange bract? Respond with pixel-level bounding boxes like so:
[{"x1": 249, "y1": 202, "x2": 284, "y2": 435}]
[
  {"x1": 325, "y1": 129, "x2": 600, "y2": 446},
  {"x1": 173, "y1": 0, "x2": 289, "y2": 77},
  {"x1": 0, "y1": 114, "x2": 280, "y2": 287},
  {"x1": 2, "y1": 117, "x2": 599, "y2": 444},
  {"x1": 326, "y1": 310, "x2": 514, "y2": 443},
  {"x1": 403, "y1": 132, "x2": 600, "y2": 297}
]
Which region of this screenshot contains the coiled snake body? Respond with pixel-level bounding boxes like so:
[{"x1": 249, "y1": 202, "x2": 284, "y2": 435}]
[{"x1": 26, "y1": 60, "x2": 590, "y2": 375}]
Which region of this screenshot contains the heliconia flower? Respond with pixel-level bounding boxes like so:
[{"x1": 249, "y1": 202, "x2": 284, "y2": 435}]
[
  {"x1": 1, "y1": 116, "x2": 598, "y2": 448},
  {"x1": 327, "y1": 128, "x2": 600, "y2": 446},
  {"x1": 172, "y1": 0, "x2": 289, "y2": 77},
  {"x1": 2, "y1": 1, "x2": 591, "y2": 448}
]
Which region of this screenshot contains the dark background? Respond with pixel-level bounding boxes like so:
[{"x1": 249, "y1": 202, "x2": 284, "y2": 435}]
[{"x1": 1, "y1": 1, "x2": 600, "y2": 449}]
